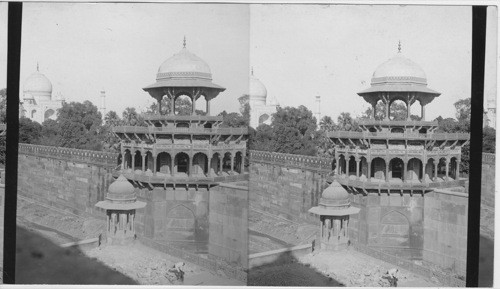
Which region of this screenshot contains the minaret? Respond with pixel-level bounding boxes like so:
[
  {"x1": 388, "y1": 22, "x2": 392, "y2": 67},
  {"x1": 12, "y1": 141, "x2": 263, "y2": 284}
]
[
  {"x1": 100, "y1": 89, "x2": 106, "y2": 117},
  {"x1": 315, "y1": 95, "x2": 321, "y2": 124}
]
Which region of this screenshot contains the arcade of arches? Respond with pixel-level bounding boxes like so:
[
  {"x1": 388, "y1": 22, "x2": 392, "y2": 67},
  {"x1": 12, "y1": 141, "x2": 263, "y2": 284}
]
[
  {"x1": 120, "y1": 149, "x2": 245, "y2": 177},
  {"x1": 336, "y1": 154, "x2": 461, "y2": 182}
]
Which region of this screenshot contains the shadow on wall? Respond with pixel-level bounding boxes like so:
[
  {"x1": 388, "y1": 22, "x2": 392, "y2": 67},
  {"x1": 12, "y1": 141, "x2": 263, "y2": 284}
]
[
  {"x1": 478, "y1": 235, "x2": 494, "y2": 287},
  {"x1": 15, "y1": 226, "x2": 137, "y2": 284},
  {"x1": 247, "y1": 250, "x2": 343, "y2": 286}
]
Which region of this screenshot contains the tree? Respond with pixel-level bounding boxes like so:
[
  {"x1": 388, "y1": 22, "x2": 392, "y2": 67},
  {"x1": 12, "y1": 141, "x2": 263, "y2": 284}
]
[
  {"x1": 319, "y1": 116, "x2": 335, "y2": 132},
  {"x1": 483, "y1": 126, "x2": 496, "y2": 153},
  {"x1": 104, "y1": 110, "x2": 122, "y2": 127},
  {"x1": 102, "y1": 110, "x2": 122, "y2": 152},
  {"x1": 218, "y1": 111, "x2": 248, "y2": 128},
  {"x1": 19, "y1": 117, "x2": 42, "y2": 144},
  {"x1": 122, "y1": 107, "x2": 146, "y2": 126},
  {"x1": 249, "y1": 124, "x2": 274, "y2": 152},
  {"x1": 269, "y1": 106, "x2": 318, "y2": 155},
  {"x1": 39, "y1": 118, "x2": 61, "y2": 147},
  {"x1": 454, "y1": 98, "x2": 471, "y2": 123}
]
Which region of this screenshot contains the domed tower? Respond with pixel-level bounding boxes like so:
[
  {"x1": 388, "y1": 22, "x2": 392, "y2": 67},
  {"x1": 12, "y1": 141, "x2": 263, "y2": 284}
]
[
  {"x1": 309, "y1": 181, "x2": 360, "y2": 251},
  {"x1": 327, "y1": 44, "x2": 469, "y2": 259},
  {"x1": 246, "y1": 69, "x2": 278, "y2": 128},
  {"x1": 21, "y1": 64, "x2": 63, "y2": 123},
  {"x1": 95, "y1": 174, "x2": 146, "y2": 245},
  {"x1": 112, "y1": 39, "x2": 248, "y2": 249}
]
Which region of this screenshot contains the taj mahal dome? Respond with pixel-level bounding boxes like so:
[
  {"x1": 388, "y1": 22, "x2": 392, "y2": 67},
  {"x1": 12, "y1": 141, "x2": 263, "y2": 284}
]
[
  {"x1": 20, "y1": 65, "x2": 64, "y2": 124},
  {"x1": 239, "y1": 70, "x2": 279, "y2": 128}
]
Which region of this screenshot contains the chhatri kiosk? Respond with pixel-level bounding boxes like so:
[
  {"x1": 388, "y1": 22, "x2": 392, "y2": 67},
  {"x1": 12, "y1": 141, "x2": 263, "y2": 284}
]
[
  {"x1": 111, "y1": 40, "x2": 248, "y2": 250},
  {"x1": 327, "y1": 46, "x2": 469, "y2": 260}
]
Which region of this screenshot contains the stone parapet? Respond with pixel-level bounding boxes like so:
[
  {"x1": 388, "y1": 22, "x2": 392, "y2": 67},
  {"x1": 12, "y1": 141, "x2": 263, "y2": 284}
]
[
  {"x1": 250, "y1": 150, "x2": 333, "y2": 173},
  {"x1": 19, "y1": 143, "x2": 118, "y2": 168},
  {"x1": 482, "y1": 153, "x2": 495, "y2": 165}
]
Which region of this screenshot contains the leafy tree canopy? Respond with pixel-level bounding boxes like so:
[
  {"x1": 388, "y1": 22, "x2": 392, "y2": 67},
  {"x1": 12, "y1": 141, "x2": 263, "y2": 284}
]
[{"x1": 19, "y1": 117, "x2": 42, "y2": 144}]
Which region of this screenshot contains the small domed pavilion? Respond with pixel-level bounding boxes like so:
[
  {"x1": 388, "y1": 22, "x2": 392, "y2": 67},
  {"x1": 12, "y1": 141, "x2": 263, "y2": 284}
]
[
  {"x1": 308, "y1": 181, "x2": 360, "y2": 251},
  {"x1": 95, "y1": 174, "x2": 146, "y2": 245}
]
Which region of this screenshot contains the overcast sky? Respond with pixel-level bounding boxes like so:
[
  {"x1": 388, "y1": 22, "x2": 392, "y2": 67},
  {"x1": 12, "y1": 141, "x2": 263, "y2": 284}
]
[{"x1": 0, "y1": 4, "x2": 497, "y2": 121}]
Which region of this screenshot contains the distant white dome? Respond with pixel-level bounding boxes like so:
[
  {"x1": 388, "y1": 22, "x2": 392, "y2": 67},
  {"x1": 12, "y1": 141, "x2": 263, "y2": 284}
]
[
  {"x1": 249, "y1": 75, "x2": 267, "y2": 105},
  {"x1": 24, "y1": 71, "x2": 52, "y2": 96}
]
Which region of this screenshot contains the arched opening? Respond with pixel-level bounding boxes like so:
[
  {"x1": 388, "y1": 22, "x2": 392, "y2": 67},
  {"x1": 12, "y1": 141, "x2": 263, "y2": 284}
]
[
  {"x1": 204, "y1": 123, "x2": 212, "y2": 129},
  {"x1": 418, "y1": 128, "x2": 427, "y2": 134},
  {"x1": 348, "y1": 156, "x2": 356, "y2": 177},
  {"x1": 117, "y1": 153, "x2": 123, "y2": 168},
  {"x1": 44, "y1": 109, "x2": 55, "y2": 121},
  {"x1": 425, "y1": 158, "x2": 436, "y2": 182},
  {"x1": 192, "y1": 152, "x2": 208, "y2": 176},
  {"x1": 165, "y1": 205, "x2": 196, "y2": 241},
  {"x1": 133, "y1": 150, "x2": 142, "y2": 171},
  {"x1": 31, "y1": 109, "x2": 36, "y2": 119},
  {"x1": 379, "y1": 211, "x2": 410, "y2": 247},
  {"x1": 235, "y1": 151, "x2": 243, "y2": 173},
  {"x1": 174, "y1": 152, "x2": 190, "y2": 175},
  {"x1": 438, "y1": 157, "x2": 447, "y2": 180},
  {"x1": 371, "y1": 157, "x2": 386, "y2": 181},
  {"x1": 211, "y1": 153, "x2": 221, "y2": 175},
  {"x1": 145, "y1": 151, "x2": 154, "y2": 173},
  {"x1": 360, "y1": 156, "x2": 368, "y2": 179},
  {"x1": 174, "y1": 94, "x2": 193, "y2": 116},
  {"x1": 407, "y1": 158, "x2": 423, "y2": 182},
  {"x1": 388, "y1": 99, "x2": 407, "y2": 121},
  {"x1": 338, "y1": 155, "x2": 346, "y2": 175},
  {"x1": 389, "y1": 158, "x2": 404, "y2": 181},
  {"x1": 368, "y1": 127, "x2": 377, "y2": 133},
  {"x1": 156, "y1": 152, "x2": 172, "y2": 175},
  {"x1": 154, "y1": 122, "x2": 162, "y2": 128},
  {"x1": 222, "y1": 152, "x2": 232, "y2": 173},
  {"x1": 450, "y1": 157, "x2": 458, "y2": 180},
  {"x1": 259, "y1": 114, "x2": 270, "y2": 125},
  {"x1": 123, "y1": 149, "x2": 132, "y2": 170},
  {"x1": 176, "y1": 122, "x2": 190, "y2": 128}
]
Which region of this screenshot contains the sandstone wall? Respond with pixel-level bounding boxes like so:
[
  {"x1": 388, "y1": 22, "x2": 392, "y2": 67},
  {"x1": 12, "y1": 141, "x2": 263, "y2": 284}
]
[
  {"x1": 208, "y1": 182, "x2": 248, "y2": 269},
  {"x1": 422, "y1": 190, "x2": 468, "y2": 277}
]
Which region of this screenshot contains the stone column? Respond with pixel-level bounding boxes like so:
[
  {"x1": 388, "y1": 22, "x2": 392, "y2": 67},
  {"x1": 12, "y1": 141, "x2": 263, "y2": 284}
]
[
  {"x1": 385, "y1": 99, "x2": 390, "y2": 120},
  {"x1": 206, "y1": 98, "x2": 211, "y2": 116},
  {"x1": 152, "y1": 154, "x2": 157, "y2": 175},
  {"x1": 335, "y1": 156, "x2": 340, "y2": 175},
  {"x1": 189, "y1": 155, "x2": 193, "y2": 177},
  {"x1": 385, "y1": 160, "x2": 389, "y2": 182},
  {"x1": 219, "y1": 156, "x2": 223, "y2": 174},
  {"x1": 131, "y1": 151, "x2": 136, "y2": 171},
  {"x1": 445, "y1": 158, "x2": 449, "y2": 181},
  {"x1": 142, "y1": 153, "x2": 146, "y2": 172},
  {"x1": 372, "y1": 103, "x2": 376, "y2": 119},
  {"x1": 170, "y1": 96, "x2": 175, "y2": 115},
  {"x1": 367, "y1": 161, "x2": 372, "y2": 181},
  {"x1": 192, "y1": 95, "x2": 197, "y2": 115},
  {"x1": 157, "y1": 96, "x2": 162, "y2": 115},
  {"x1": 230, "y1": 153, "x2": 234, "y2": 174},
  {"x1": 406, "y1": 99, "x2": 411, "y2": 120},
  {"x1": 421, "y1": 104, "x2": 426, "y2": 121},
  {"x1": 170, "y1": 156, "x2": 175, "y2": 176},
  {"x1": 106, "y1": 214, "x2": 110, "y2": 232},
  {"x1": 434, "y1": 161, "x2": 438, "y2": 181},
  {"x1": 355, "y1": 158, "x2": 360, "y2": 179},
  {"x1": 208, "y1": 157, "x2": 212, "y2": 177},
  {"x1": 403, "y1": 160, "x2": 408, "y2": 182},
  {"x1": 456, "y1": 160, "x2": 461, "y2": 180}
]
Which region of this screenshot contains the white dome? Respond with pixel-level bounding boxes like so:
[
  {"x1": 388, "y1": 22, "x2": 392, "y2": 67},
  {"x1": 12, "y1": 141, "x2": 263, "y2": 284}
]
[
  {"x1": 249, "y1": 75, "x2": 267, "y2": 104},
  {"x1": 372, "y1": 54, "x2": 427, "y2": 85},
  {"x1": 24, "y1": 71, "x2": 52, "y2": 94},
  {"x1": 157, "y1": 47, "x2": 212, "y2": 81}
]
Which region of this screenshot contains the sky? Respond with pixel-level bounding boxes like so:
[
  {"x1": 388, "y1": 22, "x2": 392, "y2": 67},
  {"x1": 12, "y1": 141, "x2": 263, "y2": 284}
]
[
  {"x1": 17, "y1": 3, "x2": 250, "y2": 116},
  {"x1": 250, "y1": 5, "x2": 497, "y2": 121},
  {"x1": 0, "y1": 3, "x2": 496, "y2": 121}
]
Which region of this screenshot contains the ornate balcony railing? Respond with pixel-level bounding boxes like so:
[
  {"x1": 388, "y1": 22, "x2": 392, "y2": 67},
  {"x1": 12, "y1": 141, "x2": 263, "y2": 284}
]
[
  {"x1": 113, "y1": 126, "x2": 248, "y2": 135},
  {"x1": 115, "y1": 170, "x2": 249, "y2": 185},
  {"x1": 250, "y1": 150, "x2": 334, "y2": 173},
  {"x1": 327, "y1": 131, "x2": 469, "y2": 141}
]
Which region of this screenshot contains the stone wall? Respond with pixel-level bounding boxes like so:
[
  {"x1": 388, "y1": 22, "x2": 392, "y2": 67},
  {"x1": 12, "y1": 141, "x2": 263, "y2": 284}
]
[
  {"x1": 422, "y1": 189, "x2": 468, "y2": 277},
  {"x1": 481, "y1": 153, "x2": 495, "y2": 239},
  {"x1": 17, "y1": 146, "x2": 115, "y2": 218},
  {"x1": 249, "y1": 151, "x2": 333, "y2": 224},
  {"x1": 208, "y1": 182, "x2": 248, "y2": 269}
]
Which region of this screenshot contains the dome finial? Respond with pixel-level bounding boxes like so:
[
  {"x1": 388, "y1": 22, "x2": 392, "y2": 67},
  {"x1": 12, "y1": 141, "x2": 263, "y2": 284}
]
[
  {"x1": 183, "y1": 36, "x2": 186, "y2": 48},
  {"x1": 398, "y1": 40, "x2": 402, "y2": 53}
]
